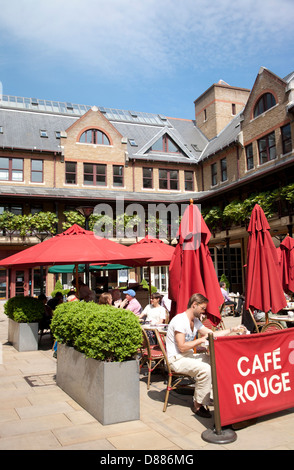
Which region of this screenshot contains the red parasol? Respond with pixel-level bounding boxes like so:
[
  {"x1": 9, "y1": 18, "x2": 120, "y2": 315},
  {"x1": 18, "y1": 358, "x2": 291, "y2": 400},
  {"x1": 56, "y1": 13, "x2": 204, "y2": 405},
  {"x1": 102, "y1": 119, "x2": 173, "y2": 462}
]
[
  {"x1": 168, "y1": 202, "x2": 223, "y2": 325},
  {"x1": 278, "y1": 235, "x2": 294, "y2": 294},
  {"x1": 127, "y1": 235, "x2": 175, "y2": 297},
  {"x1": 127, "y1": 235, "x2": 175, "y2": 266},
  {"x1": 0, "y1": 224, "x2": 148, "y2": 269},
  {"x1": 245, "y1": 204, "x2": 287, "y2": 318}
]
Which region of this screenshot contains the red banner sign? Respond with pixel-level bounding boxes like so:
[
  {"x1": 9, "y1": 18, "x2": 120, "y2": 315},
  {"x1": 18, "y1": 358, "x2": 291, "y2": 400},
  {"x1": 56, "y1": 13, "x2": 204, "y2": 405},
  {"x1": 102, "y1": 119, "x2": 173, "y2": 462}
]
[{"x1": 214, "y1": 328, "x2": 294, "y2": 426}]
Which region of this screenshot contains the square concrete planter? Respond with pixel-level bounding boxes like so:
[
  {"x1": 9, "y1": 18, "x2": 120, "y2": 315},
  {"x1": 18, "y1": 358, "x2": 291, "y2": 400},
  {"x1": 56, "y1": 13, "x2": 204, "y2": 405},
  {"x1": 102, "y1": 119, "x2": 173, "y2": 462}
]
[
  {"x1": 56, "y1": 343, "x2": 140, "y2": 425},
  {"x1": 8, "y1": 318, "x2": 39, "y2": 352}
]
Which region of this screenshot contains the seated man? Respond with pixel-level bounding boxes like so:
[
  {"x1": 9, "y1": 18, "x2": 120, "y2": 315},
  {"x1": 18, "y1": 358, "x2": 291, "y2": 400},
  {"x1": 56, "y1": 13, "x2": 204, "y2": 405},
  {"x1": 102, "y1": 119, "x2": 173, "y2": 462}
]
[
  {"x1": 121, "y1": 289, "x2": 143, "y2": 318},
  {"x1": 220, "y1": 282, "x2": 237, "y2": 313},
  {"x1": 47, "y1": 292, "x2": 63, "y2": 311},
  {"x1": 166, "y1": 293, "x2": 244, "y2": 418}
]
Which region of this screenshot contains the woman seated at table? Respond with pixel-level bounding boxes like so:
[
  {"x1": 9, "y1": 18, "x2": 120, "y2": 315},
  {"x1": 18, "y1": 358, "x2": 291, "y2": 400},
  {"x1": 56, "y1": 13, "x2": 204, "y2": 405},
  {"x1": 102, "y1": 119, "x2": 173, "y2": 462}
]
[{"x1": 142, "y1": 292, "x2": 167, "y2": 325}]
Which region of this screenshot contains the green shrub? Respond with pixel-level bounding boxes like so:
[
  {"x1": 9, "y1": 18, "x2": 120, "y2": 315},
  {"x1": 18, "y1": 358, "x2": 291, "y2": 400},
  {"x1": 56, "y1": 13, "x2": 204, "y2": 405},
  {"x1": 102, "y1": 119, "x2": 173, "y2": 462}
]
[
  {"x1": 50, "y1": 301, "x2": 142, "y2": 362},
  {"x1": 4, "y1": 296, "x2": 44, "y2": 323}
]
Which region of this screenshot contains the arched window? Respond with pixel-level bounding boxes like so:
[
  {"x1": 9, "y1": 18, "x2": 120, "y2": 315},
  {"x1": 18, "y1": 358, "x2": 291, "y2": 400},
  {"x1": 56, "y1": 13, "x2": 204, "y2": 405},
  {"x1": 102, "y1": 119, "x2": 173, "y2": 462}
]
[
  {"x1": 253, "y1": 93, "x2": 276, "y2": 118},
  {"x1": 79, "y1": 129, "x2": 110, "y2": 145}
]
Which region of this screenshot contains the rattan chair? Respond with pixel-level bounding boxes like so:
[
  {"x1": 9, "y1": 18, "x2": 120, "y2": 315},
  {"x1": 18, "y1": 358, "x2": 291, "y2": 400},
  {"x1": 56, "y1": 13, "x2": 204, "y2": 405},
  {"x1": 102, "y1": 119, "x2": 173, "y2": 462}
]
[
  {"x1": 153, "y1": 328, "x2": 196, "y2": 412},
  {"x1": 140, "y1": 327, "x2": 165, "y2": 390},
  {"x1": 260, "y1": 321, "x2": 284, "y2": 333},
  {"x1": 248, "y1": 308, "x2": 265, "y2": 333}
]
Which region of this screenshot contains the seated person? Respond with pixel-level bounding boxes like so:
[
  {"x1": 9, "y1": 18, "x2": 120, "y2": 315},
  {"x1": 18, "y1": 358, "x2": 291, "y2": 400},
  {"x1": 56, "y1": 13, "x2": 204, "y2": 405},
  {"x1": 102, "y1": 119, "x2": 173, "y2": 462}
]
[
  {"x1": 72, "y1": 278, "x2": 96, "y2": 302},
  {"x1": 220, "y1": 282, "x2": 237, "y2": 312},
  {"x1": 99, "y1": 292, "x2": 113, "y2": 305},
  {"x1": 38, "y1": 293, "x2": 53, "y2": 329},
  {"x1": 111, "y1": 288, "x2": 123, "y2": 307},
  {"x1": 121, "y1": 289, "x2": 143, "y2": 318},
  {"x1": 67, "y1": 289, "x2": 79, "y2": 302},
  {"x1": 166, "y1": 293, "x2": 245, "y2": 418},
  {"x1": 142, "y1": 292, "x2": 167, "y2": 324},
  {"x1": 47, "y1": 292, "x2": 63, "y2": 311}
]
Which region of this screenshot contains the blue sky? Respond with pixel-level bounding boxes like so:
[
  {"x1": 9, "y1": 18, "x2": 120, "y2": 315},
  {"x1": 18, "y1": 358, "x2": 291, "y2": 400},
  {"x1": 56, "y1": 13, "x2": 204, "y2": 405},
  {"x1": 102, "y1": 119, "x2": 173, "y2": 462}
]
[{"x1": 0, "y1": 0, "x2": 293, "y2": 119}]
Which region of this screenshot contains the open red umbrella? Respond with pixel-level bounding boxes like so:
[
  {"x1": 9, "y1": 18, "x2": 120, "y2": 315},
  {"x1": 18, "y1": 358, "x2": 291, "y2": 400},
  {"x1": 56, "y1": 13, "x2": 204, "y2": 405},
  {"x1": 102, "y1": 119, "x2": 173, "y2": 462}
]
[
  {"x1": 127, "y1": 235, "x2": 175, "y2": 297},
  {"x1": 279, "y1": 235, "x2": 294, "y2": 294},
  {"x1": 0, "y1": 224, "x2": 148, "y2": 269},
  {"x1": 245, "y1": 204, "x2": 287, "y2": 319},
  {"x1": 168, "y1": 202, "x2": 223, "y2": 325},
  {"x1": 127, "y1": 235, "x2": 175, "y2": 266}
]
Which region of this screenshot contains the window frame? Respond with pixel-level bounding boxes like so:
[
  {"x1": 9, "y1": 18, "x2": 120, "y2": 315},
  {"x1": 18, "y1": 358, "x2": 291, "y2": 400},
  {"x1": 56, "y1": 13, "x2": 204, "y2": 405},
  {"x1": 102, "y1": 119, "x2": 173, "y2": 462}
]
[
  {"x1": 258, "y1": 131, "x2": 276, "y2": 165},
  {"x1": 31, "y1": 159, "x2": 44, "y2": 183},
  {"x1": 158, "y1": 168, "x2": 179, "y2": 190},
  {"x1": 253, "y1": 93, "x2": 276, "y2": 118},
  {"x1": 246, "y1": 143, "x2": 254, "y2": 170},
  {"x1": 281, "y1": 123, "x2": 292, "y2": 155},
  {"x1": 149, "y1": 135, "x2": 180, "y2": 154},
  {"x1": 65, "y1": 161, "x2": 77, "y2": 185},
  {"x1": 0, "y1": 157, "x2": 24, "y2": 182},
  {"x1": 79, "y1": 128, "x2": 110, "y2": 146},
  {"x1": 113, "y1": 165, "x2": 124, "y2": 187},
  {"x1": 220, "y1": 158, "x2": 227, "y2": 182},
  {"x1": 211, "y1": 162, "x2": 217, "y2": 186},
  {"x1": 142, "y1": 167, "x2": 153, "y2": 189},
  {"x1": 184, "y1": 170, "x2": 194, "y2": 191},
  {"x1": 83, "y1": 163, "x2": 107, "y2": 186}
]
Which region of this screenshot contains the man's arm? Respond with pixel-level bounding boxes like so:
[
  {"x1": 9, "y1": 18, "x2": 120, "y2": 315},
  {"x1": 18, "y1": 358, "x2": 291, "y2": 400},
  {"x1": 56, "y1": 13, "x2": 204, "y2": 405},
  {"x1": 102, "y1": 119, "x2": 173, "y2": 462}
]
[{"x1": 174, "y1": 331, "x2": 207, "y2": 353}]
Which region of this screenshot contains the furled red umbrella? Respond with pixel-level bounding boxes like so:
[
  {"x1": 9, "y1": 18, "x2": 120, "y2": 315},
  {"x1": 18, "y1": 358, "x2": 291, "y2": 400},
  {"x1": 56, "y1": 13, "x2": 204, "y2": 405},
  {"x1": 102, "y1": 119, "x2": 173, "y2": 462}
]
[
  {"x1": 0, "y1": 224, "x2": 148, "y2": 270},
  {"x1": 278, "y1": 235, "x2": 294, "y2": 294},
  {"x1": 168, "y1": 202, "x2": 223, "y2": 325},
  {"x1": 127, "y1": 235, "x2": 175, "y2": 297},
  {"x1": 245, "y1": 204, "x2": 287, "y2": 320}
]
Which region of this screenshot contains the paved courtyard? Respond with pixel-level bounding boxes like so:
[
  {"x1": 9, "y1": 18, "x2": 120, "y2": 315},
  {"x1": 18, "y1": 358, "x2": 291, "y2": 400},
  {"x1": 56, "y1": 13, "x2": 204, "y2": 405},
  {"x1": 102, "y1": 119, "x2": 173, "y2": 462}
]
[{"x1": 1, "y1": 302, "x2": 294, "y2": 452}]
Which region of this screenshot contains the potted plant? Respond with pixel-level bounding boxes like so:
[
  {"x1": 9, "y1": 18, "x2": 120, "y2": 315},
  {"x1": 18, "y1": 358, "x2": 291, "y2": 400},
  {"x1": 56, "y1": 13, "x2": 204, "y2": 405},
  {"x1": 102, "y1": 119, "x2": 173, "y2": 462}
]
[
  {"x1": 50, "y1": 301, "x2": 142, "y2": 425},
  {"x1": 5, "y1": 296, "x2": 43, "y2": 351}
]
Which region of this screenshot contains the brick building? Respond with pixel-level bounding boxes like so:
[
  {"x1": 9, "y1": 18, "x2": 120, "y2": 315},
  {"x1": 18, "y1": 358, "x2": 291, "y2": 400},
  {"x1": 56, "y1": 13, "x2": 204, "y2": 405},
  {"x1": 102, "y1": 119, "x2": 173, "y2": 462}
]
[{"x1": 0, "y1": 66, "x2": 293, "y2": 298}]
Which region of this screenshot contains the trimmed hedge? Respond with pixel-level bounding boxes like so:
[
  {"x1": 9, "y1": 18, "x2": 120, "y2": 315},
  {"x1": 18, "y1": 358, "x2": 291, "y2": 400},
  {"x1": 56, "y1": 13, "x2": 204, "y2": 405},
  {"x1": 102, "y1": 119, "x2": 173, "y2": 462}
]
[
  {"x1": 50, "y1": 301, "x2": 142, "y2": 362},
  {"x1": 4, "y1": 296, "x2": 44, "y2": 323}
]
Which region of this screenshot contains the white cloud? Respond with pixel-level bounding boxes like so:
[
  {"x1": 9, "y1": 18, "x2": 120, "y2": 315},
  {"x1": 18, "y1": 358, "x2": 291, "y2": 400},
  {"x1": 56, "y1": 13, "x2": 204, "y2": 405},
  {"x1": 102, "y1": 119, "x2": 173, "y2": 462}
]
[{"x1": 0, "y1": 0, "x2": 293, "y2": 80}]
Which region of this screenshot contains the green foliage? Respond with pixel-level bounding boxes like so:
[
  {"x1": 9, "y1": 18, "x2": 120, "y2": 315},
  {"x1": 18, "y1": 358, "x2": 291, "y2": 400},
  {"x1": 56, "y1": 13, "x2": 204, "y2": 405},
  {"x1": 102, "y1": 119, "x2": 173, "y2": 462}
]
[
  {"x1": 4, "y1": 296, "x2": 43, "y2": 323},
  {"x1": 220, "y1": 274, "x2": 230, "y2": 290},
  {"x1": 0, "y1": 211, "x2": 57, "y2": 239},
  {"x1": 140, "y1": 278, "x2": 157, "y2": 294},
  {"x1": 203, "y1": 206, "x2": 223, "y2": 231},
  {"x1": 50, "y1": 301, "x2": 143, "y2": 362},
  {"x1": 223, "y1": 200, "x2": 247, "y2": 225},
  {"x1": 281, "y1": 183, "x2": 294, "y2": 204},
  {"x1": 51, "y1": 279, "x2": 67, "y2": 297}
]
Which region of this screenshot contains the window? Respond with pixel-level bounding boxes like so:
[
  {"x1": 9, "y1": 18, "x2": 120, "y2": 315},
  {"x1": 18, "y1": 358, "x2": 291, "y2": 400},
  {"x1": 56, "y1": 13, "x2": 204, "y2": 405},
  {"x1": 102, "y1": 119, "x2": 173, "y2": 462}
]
[
  {"x1": 220, "y1": 158, "x2": 227, "y2": 182},
  {"x1": 113, "y1": 165, "x2": 124, "y2": 187},
  {"x1": 149, "y1": 135, "x2": 180, "y2": 153},
  {"x1": 258, "y1": 131, "x2": 276, "y2": 164},
  {"x1": 55, "y1": 131, "x2": 61, "y2": 139},
  {"x1": 281, "y1": 124, "x2": 292, "y2": 154},
  {"x1": 254, "y1": 93, "x2": 276, "y2": 118},
  {"x1": 159, "y1": 169, "x2": 179, "y2": 190},
  {"x1": 31, "y1": 159, "x2": 43, "y2": 182},
  {"x1": 129, "y1": 139, "x2": 137, "y2": 147},
  {"x1": 40, "y1": 130, "x2": 48, "y2": 138},
  {"x1": 232, "y1": 103, "x2": 236, "y2": 115},
  {"x1": 0, "y1": 157, "x2": 23, "y2": 181},
  {"x1": 211, "y1": 163, "x2": 217, "y2": 186},
  {"x1": 79, "y1": 129, "x2": 110, "y2": 145},
  {"x1": 65, "y1": 162, "x2": 77, "y2": 184},
  {"x1": 143, "y1": 167, "x2": 153, "y2": 189},
  {"x1": 0, "y1": 126, "x2": 3, "y2": 134},
  {"x1": 84, "y1": 163, "x2": 106, "y2": 186},
  {"x1": 204, "y1": 109, "x2": 207, "y2": 121},
  {"x1": 0, "y1": 205, "x2": 22, "y2": 215},
  {"x1": 246, "y1": 143, "x2": 254, "y2": 170},
  {"x1": 184, "y1": 170, "x2": 194, "y2": 191}
]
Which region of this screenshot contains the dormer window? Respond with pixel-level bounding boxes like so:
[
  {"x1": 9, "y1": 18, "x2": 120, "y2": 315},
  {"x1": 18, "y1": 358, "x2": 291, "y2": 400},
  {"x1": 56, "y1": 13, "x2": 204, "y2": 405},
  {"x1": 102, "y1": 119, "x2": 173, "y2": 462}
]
[
  {"x1": 254, "y1": 93, "x2": 276, "y2": 118},
  {"x1": 40, "y1": 130, "x2": 48, "y2": 138},
  {"x1": 148, "y1": 135, "x2": 180, "y2": 153},
  {"x1": 79, "y1": 129, "x2": 110, "y2": 145}
]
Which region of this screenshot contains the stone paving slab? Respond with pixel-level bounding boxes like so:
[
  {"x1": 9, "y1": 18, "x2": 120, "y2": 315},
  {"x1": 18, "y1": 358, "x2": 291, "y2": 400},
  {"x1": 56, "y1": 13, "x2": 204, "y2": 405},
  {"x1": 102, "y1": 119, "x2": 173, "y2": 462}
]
[{"x1": 1, "y1": 304, "x2": 294, "y2": 452}]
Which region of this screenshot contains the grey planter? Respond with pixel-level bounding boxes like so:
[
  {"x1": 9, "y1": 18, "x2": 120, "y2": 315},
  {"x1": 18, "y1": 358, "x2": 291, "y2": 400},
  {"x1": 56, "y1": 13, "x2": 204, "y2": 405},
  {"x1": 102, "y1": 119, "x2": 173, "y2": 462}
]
[
  {"x1": 56, "y1": 344, "x2": 140, "y2": 425},
  {"x1": 8, "y1": 318, "x2": 39, "y2": 352}
]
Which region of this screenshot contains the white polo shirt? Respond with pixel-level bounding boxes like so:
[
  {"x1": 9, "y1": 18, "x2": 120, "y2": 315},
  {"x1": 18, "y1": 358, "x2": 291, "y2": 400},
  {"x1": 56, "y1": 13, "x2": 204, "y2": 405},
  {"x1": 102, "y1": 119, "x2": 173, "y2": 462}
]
[{"x1": 166, "y1": 311, "x2": 203, "y2": 360}]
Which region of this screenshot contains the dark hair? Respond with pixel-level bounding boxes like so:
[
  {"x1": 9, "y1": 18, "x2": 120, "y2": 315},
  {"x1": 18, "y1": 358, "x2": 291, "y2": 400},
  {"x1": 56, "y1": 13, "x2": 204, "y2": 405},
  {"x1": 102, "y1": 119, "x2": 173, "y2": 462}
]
[
  {"x1": 38, "y1": 293, "x2": 47, "y2": 302},
  {"x1": 187, "y1": 293, "x2": 208, "y2": 308},
  {"x1": 151, "y1": 292, "x2": 161, "y2": 301}
]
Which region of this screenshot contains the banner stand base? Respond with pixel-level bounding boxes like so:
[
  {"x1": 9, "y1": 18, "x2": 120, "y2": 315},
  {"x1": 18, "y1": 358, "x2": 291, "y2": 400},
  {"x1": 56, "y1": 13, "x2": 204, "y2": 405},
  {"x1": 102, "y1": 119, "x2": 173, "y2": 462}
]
[{"x1": 201, "y1": 427, "x2": 237, "y2": 445}]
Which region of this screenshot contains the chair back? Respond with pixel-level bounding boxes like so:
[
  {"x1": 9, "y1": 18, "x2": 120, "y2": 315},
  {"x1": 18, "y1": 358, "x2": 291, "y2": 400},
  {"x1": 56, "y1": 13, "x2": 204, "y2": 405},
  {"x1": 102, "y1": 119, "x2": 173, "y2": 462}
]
[
  {"x1": 153, "y1": 329, "x2": 171, "y2": 374},
  {"x1": 141, "y1": 327, "x2": 151, "y2": 356},
  {"x1": 260, "y1": 321, "x2": 284, "y2": 333}
]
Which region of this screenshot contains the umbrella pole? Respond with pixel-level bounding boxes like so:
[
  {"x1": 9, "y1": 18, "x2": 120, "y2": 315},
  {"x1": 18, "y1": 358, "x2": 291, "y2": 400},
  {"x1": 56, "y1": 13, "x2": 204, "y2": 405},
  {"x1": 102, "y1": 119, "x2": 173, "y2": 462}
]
[
  {"x1": 148, "y1": 264, "x2": 151, "y2": 301},
  {"x1": 75, "y1": 264, "x2": 79, "y2": 298}
]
